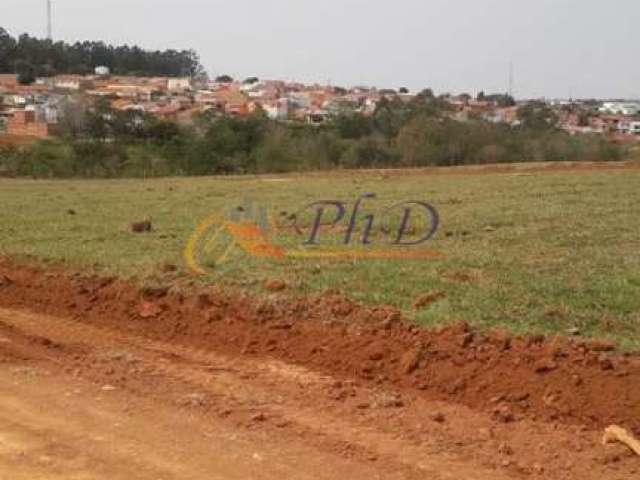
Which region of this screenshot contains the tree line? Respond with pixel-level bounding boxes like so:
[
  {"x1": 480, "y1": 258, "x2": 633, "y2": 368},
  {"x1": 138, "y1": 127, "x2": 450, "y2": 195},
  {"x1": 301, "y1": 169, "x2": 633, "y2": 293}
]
[
  {"x1": 0, "y1": 27, "x2": 203, "y2": 84},
  {"x1": 0, "y1": 92, "x2": 626, "y2": 178}
]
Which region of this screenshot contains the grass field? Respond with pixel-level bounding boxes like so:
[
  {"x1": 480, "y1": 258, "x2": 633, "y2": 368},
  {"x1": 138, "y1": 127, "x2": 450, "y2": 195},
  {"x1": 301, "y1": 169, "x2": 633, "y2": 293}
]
[{"x1": 1, "y1": 163, "x2": 639, "y2": 348}]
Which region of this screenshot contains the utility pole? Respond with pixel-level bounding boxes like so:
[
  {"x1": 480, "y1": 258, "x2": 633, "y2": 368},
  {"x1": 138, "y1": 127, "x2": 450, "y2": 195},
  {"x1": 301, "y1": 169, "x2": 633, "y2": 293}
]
[{"x1": 47, "y1": 0, "x2": 53, "y2": 40}]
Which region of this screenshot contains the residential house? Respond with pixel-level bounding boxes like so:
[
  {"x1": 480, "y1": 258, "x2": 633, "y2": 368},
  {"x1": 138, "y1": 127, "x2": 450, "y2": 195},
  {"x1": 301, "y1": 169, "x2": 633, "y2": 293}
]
[
  {"x1": 167, "y1": 77, "x2": 192, "y2": 93},
  {"x1": 591, "y1": 115, "x2": 625, "y2": 133},
  {"x1": 618, "y1": 120, "x2": 640, "y2": 135},
  {"x1": 0, "y1": 74, "x2": 19, "y2": 91},
  {"x1": 194, "y1": 87, "x2": 249, "y2": 116},
  {"x1": 95, "y1": 66, "x2": 111, "y2": 76},
  {"x1": 599, "y1": 102, "x2": 640, "y2": 116},
  {"x1": 52, "y1": 75, "x2": 95, "y2": 91},
  {"x1": 6, "y1": 109, "x2": 54, "y2": 138},
  {"x1": 261, "y1": 98, "x2": 289, "y2": 120},
  {"x1": 149, "y1": 103, "x2": 182, "y2": 121},
  {"x1": 306, "y1": 109, "x2": 330, "y2": 125},
  {"x1": 484, "y1": 106, "x2": 519, "y2": 125},
  {"x1": 105, "y1": 84, "x2": 156, "y2": 102}
]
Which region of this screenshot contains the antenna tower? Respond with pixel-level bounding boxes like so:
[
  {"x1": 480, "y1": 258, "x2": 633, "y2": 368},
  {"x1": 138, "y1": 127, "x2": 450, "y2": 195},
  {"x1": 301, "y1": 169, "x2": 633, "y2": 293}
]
[{"x1": 46, "y1": 0, "x2": 53, "y2": 40}]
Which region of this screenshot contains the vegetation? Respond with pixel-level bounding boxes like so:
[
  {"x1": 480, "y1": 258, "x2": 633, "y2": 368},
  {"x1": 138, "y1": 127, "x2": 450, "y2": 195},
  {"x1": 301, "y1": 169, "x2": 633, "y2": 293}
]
[
  {"x1": 0, "y1": 27, "x2": 203, "y2": 81},
  {"x1": 0, "y1": 93, "x2": 627, "y2": 178},
  {"x1": 0, "y1": 167, "x2": 639, "y2": 348}
]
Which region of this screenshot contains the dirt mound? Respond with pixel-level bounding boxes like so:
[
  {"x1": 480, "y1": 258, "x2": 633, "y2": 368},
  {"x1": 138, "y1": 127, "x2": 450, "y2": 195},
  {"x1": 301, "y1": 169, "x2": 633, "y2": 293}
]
[{"x1": 0, "y1": 259, "x2": 639, "y2": 432}]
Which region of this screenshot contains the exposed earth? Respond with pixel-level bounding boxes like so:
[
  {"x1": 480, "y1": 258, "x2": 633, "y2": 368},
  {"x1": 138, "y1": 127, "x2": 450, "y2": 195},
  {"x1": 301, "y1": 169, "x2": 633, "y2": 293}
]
[{"x1": 0, "y1": 260, "x2": 639, "y2": 479}]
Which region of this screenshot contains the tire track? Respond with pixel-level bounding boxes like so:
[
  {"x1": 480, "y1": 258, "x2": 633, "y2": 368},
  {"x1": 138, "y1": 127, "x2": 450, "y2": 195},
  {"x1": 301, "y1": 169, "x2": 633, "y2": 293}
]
[{"x1": 0, "y1": 307, "x2": 516, "y2": 480}]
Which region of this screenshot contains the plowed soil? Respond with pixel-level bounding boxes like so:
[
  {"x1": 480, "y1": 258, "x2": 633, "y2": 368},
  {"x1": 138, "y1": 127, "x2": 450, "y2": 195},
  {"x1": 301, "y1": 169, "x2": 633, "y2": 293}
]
[{"x1": 0, "y1": 259, "x2": 639, "y2": 479}]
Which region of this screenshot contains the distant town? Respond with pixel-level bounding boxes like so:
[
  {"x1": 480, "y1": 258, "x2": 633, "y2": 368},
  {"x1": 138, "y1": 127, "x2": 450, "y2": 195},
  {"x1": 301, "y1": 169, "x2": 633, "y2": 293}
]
[{"x1": 1, "y1": 69, "x2": 639, "y2": 142}]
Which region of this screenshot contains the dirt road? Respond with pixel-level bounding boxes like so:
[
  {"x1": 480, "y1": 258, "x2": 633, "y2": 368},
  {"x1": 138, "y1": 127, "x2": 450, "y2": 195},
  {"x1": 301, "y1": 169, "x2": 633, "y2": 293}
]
[
  {"x1": 0, "y1": 263, "x2": 639, "y2": 479},
  {"x1": 0, "y1": 307, "x2": 510, "y2": 480},
  {"x1": 1, "y1": 360, "x2": 378, "y2": 480}
]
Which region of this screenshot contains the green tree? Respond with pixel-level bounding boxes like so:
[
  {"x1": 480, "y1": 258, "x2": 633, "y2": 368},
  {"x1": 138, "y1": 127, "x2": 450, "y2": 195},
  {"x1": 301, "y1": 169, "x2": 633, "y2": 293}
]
[
  {"x1": 215, "y1": 74, "x2": 234, "y2": 83},
  {"x1": 0, "y1": 27, "x2": 203, "y2": 77},
  {"x1": 85, "y1": 97, "x2": 113, "y2": 141},
  {"x1": 373, "y1": 97, "x2": 411, "y2": 139},
  {"x1": 485, "y1": 93, "x2": 516, "y2": 107},
  {"x1": 0, "y1": 27, "x2": 16, "y2": 73},
  {"x1": 333, "y1": 113, "x2": 372, "y2": 139},
  {"x1": 517, "y1": 102, "x2": 558, "y2": 131},
  {"x1": 15, "y1": 59, "x2": 36, "y2": 85}
]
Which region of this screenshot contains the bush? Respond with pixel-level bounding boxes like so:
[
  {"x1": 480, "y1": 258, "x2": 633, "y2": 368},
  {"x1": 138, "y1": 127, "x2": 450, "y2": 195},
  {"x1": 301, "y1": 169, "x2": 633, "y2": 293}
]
[{"x1": 3, "y1": 98, "x2": 628, "y2": 178}]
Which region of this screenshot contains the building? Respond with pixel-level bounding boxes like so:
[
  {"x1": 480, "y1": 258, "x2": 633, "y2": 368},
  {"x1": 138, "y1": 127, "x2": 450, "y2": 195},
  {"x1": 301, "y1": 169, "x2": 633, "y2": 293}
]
[
  {"x1": 592, "y1": 115, "x2": 625, "y2": 133},
  {"x1": 484, "y1": 106, "x2": 519, "y2": 125},
  {"x1": 618, "y1": 120, "x2": 640, "y2": 135},
  {"x1": 194, "y1": 88, "x2": 249, "y2": 116},
  {"x1": 95, "y1": 66, "x2": 110, "y2": 76},
  {"x1": 599, "y1": 102, "x2": 640, "y2": 116},
  {"x1": 6, "y1": 109, "x2": 54, "y2": 138},
  {"x1": 167, "y1": 77, "x2": 192, "y2": 93},
  {"x1": 261, "y1": 98, "x2": 289, "y2": 120},
  {"x1": 52, "y1": 75, "x2": 95, "y2": 91},
  {"x1": 105, "y1": 84, "x2": 156, "y2": 101},
  {"x1": 149, "y1": 103, "x2": 182, "y2": 121},
  {"x1": 306, "y1": 109, "x2": 330, "y2": 125},
  {"x1": 0, "y1": 74, "x2": 19, "y2": 91}
]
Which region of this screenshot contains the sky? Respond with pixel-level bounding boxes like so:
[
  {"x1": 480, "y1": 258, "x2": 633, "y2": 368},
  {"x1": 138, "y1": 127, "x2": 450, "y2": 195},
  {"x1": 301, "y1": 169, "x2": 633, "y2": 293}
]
[{"x1": 3, "y1": 0, "x2": 639, "y2": 99}]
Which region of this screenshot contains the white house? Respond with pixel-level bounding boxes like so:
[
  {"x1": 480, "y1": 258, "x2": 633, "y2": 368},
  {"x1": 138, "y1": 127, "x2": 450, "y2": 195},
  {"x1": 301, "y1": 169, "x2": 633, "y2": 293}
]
[
  {"x1": 599, "y1": 102, "x2": 640, "y2": 116},
  {"x1": 261, "y1": 98, "x2": 289, "y2": 120},
  {"x1": 167, "y1": 77, "x2": 192, "y2": 92},
  {"x1": 52, "y1": 75, "x2": 95, "y2": 91},
  {"x1": 95, "y1": 66, "x2": 110, "y2": 76},
  {"x1": 11, "y1": 94, "x2": 28, "y2": 106},
  {"x1": 618, "y1": 120, "x2": 640, "y2": 135}
]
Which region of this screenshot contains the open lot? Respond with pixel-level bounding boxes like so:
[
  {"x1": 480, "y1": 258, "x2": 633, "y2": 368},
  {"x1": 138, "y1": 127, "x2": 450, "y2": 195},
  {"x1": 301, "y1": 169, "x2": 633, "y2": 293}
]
[
  {"x1": 1, "y1": 161, "x2": 640, "y2": 479},
  {"x1": 1, "y1": 161, "x2": 639, "y2": 347}
]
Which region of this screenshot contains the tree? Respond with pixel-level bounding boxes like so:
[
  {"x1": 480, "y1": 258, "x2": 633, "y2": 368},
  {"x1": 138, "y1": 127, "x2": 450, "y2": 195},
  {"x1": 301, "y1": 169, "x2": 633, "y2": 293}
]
[
  {"x1": 517, "y1": 102, "x2": 558, "y2": 131},
  {"x1": 484, "y1": 93, "x2": 516, "y2": 107},
  {"x1": 0, "y1": 27, "x2": 16, "y2": 73},
  {"x1": 340, "y1": 137, "x2": 396, "y2": 169},
  {"x1": 398, "y1": 87, "x2": 409, "y2": 94},
  {"x1": 0, "y1": 27, "x2": 203, "y2": 77},
  {"x1": 215, "y1": 74, "x2": 234, "y2": 83},
  {"x1": 144, "y1": 118, "x2": 182, "y2": 144},
  {"x1": 416, "y1": 88, "x2": 435, "y2": 100},
  {"x1": 85, "y1": 97, "x2": 113, "y2": 142},
  {"x1": 411, "y1": 91, "x2": 452, "y2": 118},
  {"x1": 15, "y1": 59, "x2": 36, "y2": 85},
  {"x1": 243, "y1": 76, "x2": 259, "y2": 84},
  {"x1": 333, "y1": 113, "x2": 372, "y2": 139},
  {"x1": 373, "y1": 96, "x2": 410, "y2": 139},
  {"x1": 57, "y1": 96, "x2": 89, "y2": 139}
]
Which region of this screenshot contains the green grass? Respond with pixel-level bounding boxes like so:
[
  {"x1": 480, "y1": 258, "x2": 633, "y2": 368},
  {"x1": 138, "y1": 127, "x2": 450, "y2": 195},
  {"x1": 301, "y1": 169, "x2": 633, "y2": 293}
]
[{"x1": 1, "y1": 167, "x2": 639, "y2": 348}]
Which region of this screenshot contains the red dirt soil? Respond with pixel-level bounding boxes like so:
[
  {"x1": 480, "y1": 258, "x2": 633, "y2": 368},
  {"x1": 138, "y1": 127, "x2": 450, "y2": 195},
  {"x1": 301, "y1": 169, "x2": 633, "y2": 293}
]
[
  {"x1": 0, "y1": 259, "x2": 639, "y2": 478},
  {"x1": 0, "y1": 134, "x2": 40, "y2": 146}
]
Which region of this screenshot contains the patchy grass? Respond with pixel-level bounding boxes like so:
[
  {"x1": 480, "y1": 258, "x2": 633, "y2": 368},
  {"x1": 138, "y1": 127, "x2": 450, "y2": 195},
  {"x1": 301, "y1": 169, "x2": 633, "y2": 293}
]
[{"x1": 1, "y1": 166, "x2": 639, "y2": 348}]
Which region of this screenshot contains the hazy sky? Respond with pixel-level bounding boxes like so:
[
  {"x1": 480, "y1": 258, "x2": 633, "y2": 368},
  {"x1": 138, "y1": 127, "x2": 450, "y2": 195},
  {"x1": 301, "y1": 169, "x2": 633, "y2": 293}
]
[{"x1": 3, "y1": 0, "x2": 639, "y2": 98}]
